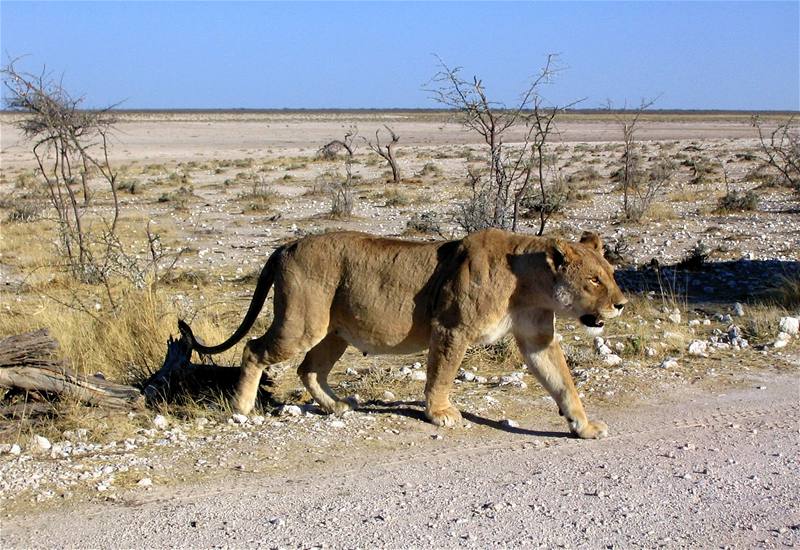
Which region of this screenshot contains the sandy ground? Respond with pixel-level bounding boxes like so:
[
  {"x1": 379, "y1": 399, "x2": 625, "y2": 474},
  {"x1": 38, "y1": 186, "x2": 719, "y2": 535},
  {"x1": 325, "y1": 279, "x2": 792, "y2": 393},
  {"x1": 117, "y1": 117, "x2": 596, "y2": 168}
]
[
  {"x1": 2, "y1": 370, "x2": 797, "y2": 548},
  {"x1": 0, "y1": 112, "x2": 765, "y2": 170}
]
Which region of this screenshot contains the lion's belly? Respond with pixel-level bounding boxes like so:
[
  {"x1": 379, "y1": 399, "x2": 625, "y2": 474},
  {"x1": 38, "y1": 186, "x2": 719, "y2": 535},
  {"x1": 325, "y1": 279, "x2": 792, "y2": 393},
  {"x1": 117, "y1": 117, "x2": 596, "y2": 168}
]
[
  {"x1": 333, "y1": 325, "x2": 428, "y2": 355},
  {"x1": 475, "y1": 314, "x2": 513, "y2": 345}
]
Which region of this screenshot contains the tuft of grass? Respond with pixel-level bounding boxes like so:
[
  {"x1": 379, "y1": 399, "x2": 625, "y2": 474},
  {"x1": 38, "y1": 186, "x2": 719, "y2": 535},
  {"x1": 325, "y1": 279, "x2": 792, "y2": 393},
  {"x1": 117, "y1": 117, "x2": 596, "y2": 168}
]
[{"x1": 716, "y1": 190, "x2": 758, "y2": 212}]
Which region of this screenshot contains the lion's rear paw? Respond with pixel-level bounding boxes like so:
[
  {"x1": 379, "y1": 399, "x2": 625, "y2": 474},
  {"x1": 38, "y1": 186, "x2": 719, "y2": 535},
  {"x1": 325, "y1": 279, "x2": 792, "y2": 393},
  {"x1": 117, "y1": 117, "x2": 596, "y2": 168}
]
[
  {"x1": 427, "y1": 406, "x2": 462, "y2": 427},
  {"x1": 332, "y1": 397, "x2": 358, "y2": 416},
  {"x1": 573, "y1": 419, "x2": 608, "y2": 439}
]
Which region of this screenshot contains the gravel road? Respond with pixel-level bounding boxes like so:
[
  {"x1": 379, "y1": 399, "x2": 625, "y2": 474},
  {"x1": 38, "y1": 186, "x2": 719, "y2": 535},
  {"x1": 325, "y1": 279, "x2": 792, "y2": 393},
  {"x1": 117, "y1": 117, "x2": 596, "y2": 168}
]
[{"x1": 3, "y1": 373, "x2": 798, "y2": 549}]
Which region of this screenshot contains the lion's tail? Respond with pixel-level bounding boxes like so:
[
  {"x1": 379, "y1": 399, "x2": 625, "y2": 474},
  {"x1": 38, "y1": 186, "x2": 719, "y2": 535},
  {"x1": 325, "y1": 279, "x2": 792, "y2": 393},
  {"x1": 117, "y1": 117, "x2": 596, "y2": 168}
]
[{"x1": 178, "y1": 246, "x2": 284, "y2": 356}]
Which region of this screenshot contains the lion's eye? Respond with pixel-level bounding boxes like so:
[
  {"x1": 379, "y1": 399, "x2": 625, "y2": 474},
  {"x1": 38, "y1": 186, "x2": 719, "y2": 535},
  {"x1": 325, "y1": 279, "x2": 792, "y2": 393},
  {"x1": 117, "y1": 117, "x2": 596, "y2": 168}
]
[{"x1": 589, "y1": 276, "x2": 601, "y2": 285}]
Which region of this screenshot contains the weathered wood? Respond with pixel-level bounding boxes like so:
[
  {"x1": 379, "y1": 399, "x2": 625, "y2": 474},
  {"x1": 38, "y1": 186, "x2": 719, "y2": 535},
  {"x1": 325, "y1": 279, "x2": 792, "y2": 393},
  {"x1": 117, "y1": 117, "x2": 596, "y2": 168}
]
[
  {"x1": 142, "y1": 330, "x2": 243, "y2": 404},
  {"x1": 0, "y1": 329, "x2": 144, "y2": 410}
]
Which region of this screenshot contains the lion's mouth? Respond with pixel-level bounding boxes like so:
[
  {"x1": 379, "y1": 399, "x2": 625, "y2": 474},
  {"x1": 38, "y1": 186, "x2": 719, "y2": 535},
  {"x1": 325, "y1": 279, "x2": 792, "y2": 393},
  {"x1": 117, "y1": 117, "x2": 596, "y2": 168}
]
[{"x1": 579, "y1": 314, "x2": 605, "y2": 328}]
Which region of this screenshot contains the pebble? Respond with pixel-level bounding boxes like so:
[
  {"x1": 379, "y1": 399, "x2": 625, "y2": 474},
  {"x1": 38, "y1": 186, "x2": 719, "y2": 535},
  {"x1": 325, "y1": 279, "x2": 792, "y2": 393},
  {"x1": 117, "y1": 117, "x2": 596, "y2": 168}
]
[
  {"x1": 280, "y1": 405, "x2": 303, "y2": 417},
  {"x1": 382, "y1": 391, "x2": 396, "y2": 401},
  {"x1": 660, "y1": 358, "x2": 679, "y2": 369},
  {"x1": 152, "y1": 415, "x2": 169, "y2": 430},
  {"x1": 688, "y1": 340, "x2": 708, "y2": 356},
  {"x1": 502, "y1": 419, "x2": 519, "y2": 429},
  {"x1": 603, "y1": 354, "x2": 623, "y2": 366},
  {"x1": 251, "y1": 415, "x2": 265, "y2": 426},
  {"x1": 31, "y1": 435, "x2": 52, "y2": 453},
  {"x1": 645, "y1": 347, "x2": 658, "y2": 357},
  {"x1": 668, "y1": 311, "x2": 682, "y2": 324},
  {"x1": 230, "y1": 414, "x2": 248, "y2": 425},
  {"x1": 733, "y1": 303, "x2": 745, "y2": 316},
  {"x1": 410, "y1": 371, "x2": 427, "y2": 381},
  {"x1": 779, "y1": 316, "x2": 799, "y2": 336},
  {"x1": 773, "y1": 332, "x2": 791, "y2": 349},
  {"x1": 137, "y1": 478, "x2": 153, "y2": 487},
  {"x1": 329, "y1": 420, "x2": 346, "y2": 429}
]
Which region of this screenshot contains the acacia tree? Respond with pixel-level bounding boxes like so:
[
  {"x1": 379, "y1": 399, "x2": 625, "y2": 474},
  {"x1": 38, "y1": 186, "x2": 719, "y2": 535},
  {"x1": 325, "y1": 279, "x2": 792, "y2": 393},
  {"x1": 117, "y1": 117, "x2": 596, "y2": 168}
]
[
  {"x1": 2, "y1": 60, "x2": 121, "y2": 282},
  {"x1": 364, "y1": 125, "x2": 401, "y2": 183},
  {"x1": 428, "y1": 54, "x2": 577, "y2": 234}
]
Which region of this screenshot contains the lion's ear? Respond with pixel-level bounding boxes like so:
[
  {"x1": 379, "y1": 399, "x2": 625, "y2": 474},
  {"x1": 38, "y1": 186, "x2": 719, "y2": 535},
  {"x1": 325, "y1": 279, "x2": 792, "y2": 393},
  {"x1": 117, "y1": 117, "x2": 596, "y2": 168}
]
[
  {"x1": 548, "y1": 242, "x2": 569, "y2": 271},
  {"x1": 580, "y1": 231, "x2": 603, "y2": 252}
]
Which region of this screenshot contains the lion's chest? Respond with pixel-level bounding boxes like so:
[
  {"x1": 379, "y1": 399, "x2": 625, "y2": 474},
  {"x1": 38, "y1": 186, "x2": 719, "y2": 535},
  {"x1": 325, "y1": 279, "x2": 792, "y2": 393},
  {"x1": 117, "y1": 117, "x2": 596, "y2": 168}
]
[{"x1": 476, "y1": 314, "x2": 513, "y2": 345}]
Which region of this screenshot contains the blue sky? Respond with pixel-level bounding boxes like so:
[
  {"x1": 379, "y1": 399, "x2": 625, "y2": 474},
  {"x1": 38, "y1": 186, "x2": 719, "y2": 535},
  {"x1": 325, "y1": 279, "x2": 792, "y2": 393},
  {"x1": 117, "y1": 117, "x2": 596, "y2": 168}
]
[{"x1": 1, "y1": 1, "x2": 798, "y2": 110}]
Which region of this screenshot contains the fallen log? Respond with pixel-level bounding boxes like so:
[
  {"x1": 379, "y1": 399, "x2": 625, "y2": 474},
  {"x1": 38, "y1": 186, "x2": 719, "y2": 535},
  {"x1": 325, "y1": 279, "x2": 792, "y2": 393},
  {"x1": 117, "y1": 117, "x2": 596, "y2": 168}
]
[{"x1": 0, "y1": 329, "x2": 144, "y2": 411}]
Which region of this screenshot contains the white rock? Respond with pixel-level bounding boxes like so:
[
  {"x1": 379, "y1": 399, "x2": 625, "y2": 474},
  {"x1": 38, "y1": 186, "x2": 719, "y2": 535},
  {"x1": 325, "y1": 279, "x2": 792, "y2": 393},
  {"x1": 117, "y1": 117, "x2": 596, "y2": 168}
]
[
  {"x1": 779, "y1": 317, "x2": 799, "y2": 336},
  {"x1": 688, "y1": 340, "x2": 708, "y2": 356},
  {"x1": 733, "y1": 303, "x2": 745, "y2": 317},
  {"x1": 688, "y1": 319, "x2": 701, "y2": 327},
  {"x1": 502, "y1": 419, "x2": 519, "y2": 429},
  {"x1": 251, "y1": 415, "x2": 265, "y2": 426},
  {"x1": 603, "y1": 354, "x2": 623, "y2": 366},
  {"x1": 410, "y1": 371, "x2": 427, "y2": 381},
  {"x1": 280, "y1": 405, "x2": 303, "y2": 417},
  {"x1": 660, "y1": 358, "x2": 679, "y2": 369},
  {"x1": 773, "y1": 333, "x2": 790, "y2": 349},
  {"x1": 231, "y1": 414, "x2": 248, "y2": 425},
  {"x1": 382, "y1": 391, "x2": 396, "y2": 401},
  {"x1": 412, "y1": 361, "x2": 423, "y2": 369},
  {"x1": 152, "y1": 414, "x2": 169, "y2": 430},
  {"x1": 614, "y1": 342, "x2": 625, "y2": 352},
  {"x1": 31, "y1": 435, "x2": 51, "y2": 453},
  {"x1": 597, "y1": 344, "x2": 613, "y2": 356},
  {"x1": 645, "y1": 347, "x2": 658, "y2": 357},
  {"x1": 458, "y1": 369, "x2": 476, "y2": 382},
  {"x1": 474, "y1": 376, "x2": 488, "y2": 384},
  {"x1": 593, "y1": 336, "x2": 606, "y2": 350},
  {"x1": 345, "y1": 367, "x2": 359, "y2": 376},
  {"x1": 329, "y1": 420, "x2": 346, "y2": 429},
  {"x1": 668, "y1": 311, "x2": 682, "y2": 324},
  {"x1": 137, "y1": 478, "x2": 152, "y2": 487},
  {"x1": 9, "y1": 444, "x2": 21, "y2": 456}
]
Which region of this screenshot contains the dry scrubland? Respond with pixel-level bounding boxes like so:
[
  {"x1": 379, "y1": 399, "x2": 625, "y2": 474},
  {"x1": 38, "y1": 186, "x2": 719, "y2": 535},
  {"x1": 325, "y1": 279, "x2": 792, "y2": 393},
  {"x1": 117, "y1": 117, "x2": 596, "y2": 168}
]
[{"x1": 0, "y1": 111, "x2": 798, "y2": 510}]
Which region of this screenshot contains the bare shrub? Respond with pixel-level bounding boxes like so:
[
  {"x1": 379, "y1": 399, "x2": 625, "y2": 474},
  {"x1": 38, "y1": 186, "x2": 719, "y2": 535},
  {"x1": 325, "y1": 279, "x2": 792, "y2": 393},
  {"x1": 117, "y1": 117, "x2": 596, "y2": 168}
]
[
  {"x1": 717, "y1": 190, "x2": 758, "y2": 212},
  {"x1": 237, "y1": 174, "x2": 277, "y2": 212},
  {"x1": 752, "y1": 115, "x2": 800, "y2": 190},
  {"x1": 2, "y1": 60, "x2": 121, "y2": 283},
  {"x1": 318, "y1": 128, "x2": 358, "y2": 218},
  {"x1": 609, "y1": 99, "x2": 674, "y2": 222},
  {"x1": 428, "y1": 54, "x2": 578, "y2": 234},
  {"x1": 364, "y1": 126, "x2": 401, "y2": 183},
  {"x1": 404, "y1": 211, "x2": 444, "y2": 236}
]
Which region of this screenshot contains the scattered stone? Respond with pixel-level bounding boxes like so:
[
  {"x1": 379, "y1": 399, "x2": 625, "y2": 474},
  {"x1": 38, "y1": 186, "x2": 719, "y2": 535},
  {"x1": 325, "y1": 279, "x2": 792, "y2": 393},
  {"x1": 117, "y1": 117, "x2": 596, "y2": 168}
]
[
  {"x1": 457, "y1": 369, "x2": 476, "y2": 382},
  {"x1": 688, "y1": 319, "x2": 701, "y2": 327},
  {"x1": 268, "y1": 517, "x2": 285, "y2": 527},
  {"x1": 499, "y1": 372, "x2": 527, "y2": 389},
  {"x1": 668, "y1": 311, "x2": 682, "y2": 324},
  {"x1": 779, "y1": 317, "x2": 799, "y2": 336},
  {"x1": 9, "y1": 443, "x2": 22, "y2": 456},
  {"x1": 152, "y1": 414, "x2": 169, "y2": 430},
  {"x1": 31, "y1": 435, "x2": 52, "y2": 454},
  {"x1": 733, "y1": 303, "x2": 745, "y2": 317},
  {"x1": 714, "y1": 313, "x2": 733, "y2": 324},
  {"x1": 230, "y1": 414, "x2": 248, "y2": 425},
  {"x1": 412, "y1": 361, "x2": 423, "y2": 369},
  {"x1": 474, "y1": 376, "x2": 488, "y2": 384},
  {"x1": 382, "y1": 390, "x2": 396, "y2": 401},
  {"x1": 603, "y1": 354, "x2": 623, "y2": 366},
  {"x1": 774, "y1": 332, "x2": 791, "y2": 349},
  {"x1": 660, "y1": 358, "x2": 679, "y2": 369},
  {"x1": 688, "y1": 341, "x2": 708, "y2": 356},
  {"x1": 345, "y1": 367, "x2": 359, "y2": 376},
  {"x1": 502, "y1": 419, "x2": 519, "y2": 429},
  {"x1": 329, "y1": 420, "x2": 346, "y2": 429},
  {"x1": 279, "y1": 405, "x2": 303, "y2": 417},
  {"x1": 410, "y1": 371, "x2": 427, "y2": 381},
  {"x1": 251, "y1": 415, "x2": 265, "y2": 426},
  {"x1": 137, "y1": 478, "x2": 153, "y2": 487},
  {"x1": 645, "y1": 346, "x2": 658, "y2": 357}
]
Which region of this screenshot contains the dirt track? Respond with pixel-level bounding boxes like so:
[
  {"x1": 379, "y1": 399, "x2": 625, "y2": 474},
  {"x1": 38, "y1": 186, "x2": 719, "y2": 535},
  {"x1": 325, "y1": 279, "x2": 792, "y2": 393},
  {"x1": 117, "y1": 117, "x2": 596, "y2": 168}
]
[{"x1": 3, "y1": 370, "x2": 797, "y2": 549}]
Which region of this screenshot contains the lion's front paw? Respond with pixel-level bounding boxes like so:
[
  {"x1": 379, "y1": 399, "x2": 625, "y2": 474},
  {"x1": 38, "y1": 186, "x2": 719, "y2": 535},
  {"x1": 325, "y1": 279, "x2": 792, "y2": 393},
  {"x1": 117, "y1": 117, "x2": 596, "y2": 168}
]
[
  {"x1": 572, "y1": 419, "x2": 608, "y2": 439},
  {"x1": 426, "y1": 406, "x2": 462, "y2": 427}
]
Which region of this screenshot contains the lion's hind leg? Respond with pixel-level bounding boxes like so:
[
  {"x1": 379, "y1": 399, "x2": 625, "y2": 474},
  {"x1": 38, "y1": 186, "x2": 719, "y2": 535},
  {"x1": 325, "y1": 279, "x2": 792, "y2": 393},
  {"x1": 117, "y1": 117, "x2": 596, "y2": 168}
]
[{"x1": 297, "y1": 333, "x2": 354, "y2": 416}]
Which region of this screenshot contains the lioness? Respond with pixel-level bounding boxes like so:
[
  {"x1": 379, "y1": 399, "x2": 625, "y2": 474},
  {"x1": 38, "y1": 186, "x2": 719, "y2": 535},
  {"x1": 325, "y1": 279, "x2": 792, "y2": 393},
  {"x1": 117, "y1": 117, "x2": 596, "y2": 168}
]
[{"x1": 179, "y1": 229, "x2": 626, "y2": 438}]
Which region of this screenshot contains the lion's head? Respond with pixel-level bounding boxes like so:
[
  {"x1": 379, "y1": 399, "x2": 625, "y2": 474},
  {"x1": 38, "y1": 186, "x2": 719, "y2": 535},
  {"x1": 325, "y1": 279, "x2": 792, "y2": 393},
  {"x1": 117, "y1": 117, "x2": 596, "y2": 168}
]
[{"x1": 550, "y1": 232, "x2": 627, "y2": 330}]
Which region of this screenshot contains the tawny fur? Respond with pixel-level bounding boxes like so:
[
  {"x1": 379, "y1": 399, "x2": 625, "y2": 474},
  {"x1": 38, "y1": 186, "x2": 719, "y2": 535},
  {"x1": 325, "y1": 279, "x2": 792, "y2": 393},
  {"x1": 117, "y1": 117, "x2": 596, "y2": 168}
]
[{"x1": 180, "y1": 228, "x2": 627, "y2": 438}]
